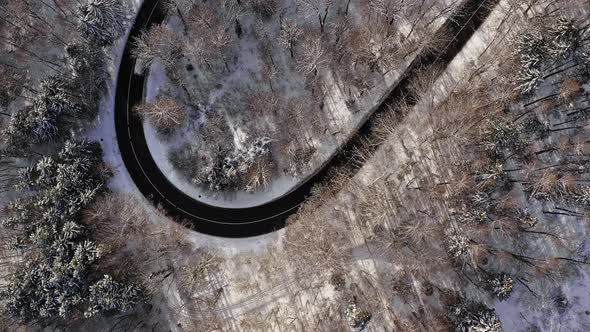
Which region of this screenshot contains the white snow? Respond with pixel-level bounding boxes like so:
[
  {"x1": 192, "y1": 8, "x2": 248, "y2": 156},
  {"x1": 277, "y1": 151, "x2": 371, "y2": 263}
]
[{"x1": 84, "y1": 0, "x2": 144, "y2": 194}]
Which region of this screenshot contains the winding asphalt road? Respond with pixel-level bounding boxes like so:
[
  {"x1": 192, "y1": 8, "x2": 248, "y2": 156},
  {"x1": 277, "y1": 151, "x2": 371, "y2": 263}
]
[{"x1": 115, "y1": 0, "x2": 498, "y2": 237}]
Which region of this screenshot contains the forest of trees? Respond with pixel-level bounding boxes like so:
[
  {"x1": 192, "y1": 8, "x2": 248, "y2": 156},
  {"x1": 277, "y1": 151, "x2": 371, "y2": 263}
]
[
  {"x1": 0, "y1": 0, "x2": 145, "y2": 327},
  {"x1": 0, "y1": 0, "x2": 589, "y2": 330}
]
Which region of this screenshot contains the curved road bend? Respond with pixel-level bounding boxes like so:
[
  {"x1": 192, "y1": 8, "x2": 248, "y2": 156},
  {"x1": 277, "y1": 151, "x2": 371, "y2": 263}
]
[{"x1": 115, "y1": 0, "x2": 499, "y2": 237}]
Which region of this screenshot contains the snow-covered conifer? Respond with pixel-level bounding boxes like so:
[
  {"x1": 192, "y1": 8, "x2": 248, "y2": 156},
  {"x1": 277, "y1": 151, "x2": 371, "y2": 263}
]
[
  {"x1": 65, "y1": 43, "x2": 109, "y2": 104},
  {"x1": 480, "y1": 120, "x2": 525, "y2": 160},
  {"x1": 546, "y1": 17, "x2": 579, "y2": 58},
  {"x1": 512, "y1": 31, "x2": 546, "y2": 94},
  {"x1": 488, "y1": 274, "x2": 514, "y2": 300},
  {"x1": 346, "y1": 303, "x2": 372, "y2": 331},
  {"x1": 85, "y1": 275, "x2": 143, "y2": 318},
  {"x1": 78, "y1": 0, "x2": 129, "y2": 46},
  {"x1": 512, "y1": 17, "x2": 584, "y2": 94},
  {"x1": 2, "y1": 77, "x2": 85, "y2": 144},
  {"x1": 448, "y1": 300, "x2": 502, "y2": 332}
]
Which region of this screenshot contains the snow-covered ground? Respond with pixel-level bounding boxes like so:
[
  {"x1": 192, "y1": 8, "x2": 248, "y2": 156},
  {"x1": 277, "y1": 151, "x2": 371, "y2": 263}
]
[{"x1": 496, "y1": 269, "x2": 590, "y2": 331}]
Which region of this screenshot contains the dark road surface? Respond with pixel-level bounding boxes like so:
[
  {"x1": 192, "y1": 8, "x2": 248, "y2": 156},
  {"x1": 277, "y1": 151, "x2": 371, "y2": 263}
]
[{"x1": 115, "y1": 0, "x2": 499, "y2": 237}]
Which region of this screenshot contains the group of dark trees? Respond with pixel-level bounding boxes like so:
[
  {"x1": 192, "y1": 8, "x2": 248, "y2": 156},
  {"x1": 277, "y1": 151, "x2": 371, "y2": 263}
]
[
  {"x1": 2, "y1": 141, "x2": 142, "y2": 320},
  {"x1": 447, "y1": 12, "x2": 589, "y2": 262},
  {"x1": 0, "y1": 0, "x2": 144, "y2": 326}
]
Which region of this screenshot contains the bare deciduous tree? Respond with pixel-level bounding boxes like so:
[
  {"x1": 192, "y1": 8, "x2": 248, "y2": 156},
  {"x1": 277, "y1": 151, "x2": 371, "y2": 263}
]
[
  {"x1": 245, "y1": 157, "x2": 275, "y2": 192},
  {"x1": 134, "y1": 96, "x2": 188, "y2": 131},
  {"x1": 299, "y1": 0, "x2": 333, "y2": 33},
  {"x1": 184, "y1": 0, "x2": 239, "y2": 71},
  {"x1": 348, "y1": 25, "x2": 401, "y2": 74},
  {"x1": 297, "y1": 35, "x2": 327, "y2": 80},
  {"x1": 278, "y1": 18, "x2": 302, "y2": 58},
  {"x1": 559, "y1": 78, "x2": 582, "y2": 103},
  {"x1": 369, "y1": 0, "x2": 403, "y2": 25},
  {"x1": 182, "y1": 35, "x2": 214, "y2": 71},
  {"x1": 247, "y1": 91, "x2": 281, "y2": 115},
  {"x1": 248, "y1": 0, "x2": 278, "y2": 18},
  {"x1": 132, "y1": 24, "x2": 181, "y2": 71},
  {"x1": 77, "y1": 0, "x2": 128, "y2": 46}
]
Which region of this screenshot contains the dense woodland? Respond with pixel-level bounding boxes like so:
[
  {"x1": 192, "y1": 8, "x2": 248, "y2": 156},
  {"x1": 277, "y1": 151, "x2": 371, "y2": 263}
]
[
  {"x1": 0, "y1": 0, "x2": 144, "y2": 327},
  {"x1": 0, "y1": 0, "x2": 589, "y2": 331},
  {"x1": 276, "y1": 6, "x2": 590, "y2": 330}
]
